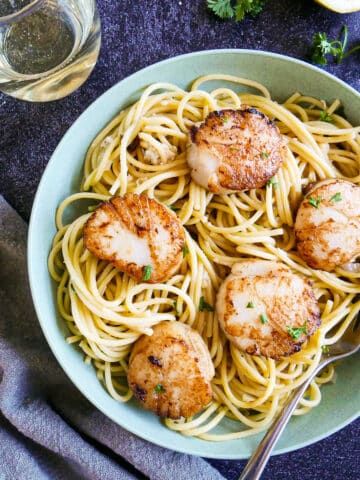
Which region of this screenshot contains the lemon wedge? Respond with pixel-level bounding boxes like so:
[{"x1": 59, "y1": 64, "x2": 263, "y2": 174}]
[{"x1": 315, "y1": 0, "x2": 360, "y2": 12}]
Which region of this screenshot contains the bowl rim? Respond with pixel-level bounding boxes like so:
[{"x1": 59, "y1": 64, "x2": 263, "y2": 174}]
[{"x1": 28, "y1": 48, "x2": 360, "y2": 459}]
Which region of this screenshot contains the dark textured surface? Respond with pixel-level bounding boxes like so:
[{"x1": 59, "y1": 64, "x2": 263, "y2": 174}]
[{"x1": 0, "y1": 1, "x2": 359, "y2": 479}]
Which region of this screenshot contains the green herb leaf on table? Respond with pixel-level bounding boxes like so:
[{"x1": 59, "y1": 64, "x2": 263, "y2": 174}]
[
  {"x1": 311, "y1": 25, "x2": 360, "y2": 66},
  {"x1": 207, "y1": 0, "x2": 266, "y2": 22},
  {"x1": 207, "y1": 0, "x2": 234, "y2": 19},
  {"x1": 260, "y1": 313, "x2": 268, "y2": 324},
  {"x1": 246, "y1": 301, "x2": 255, "y2": 308}
]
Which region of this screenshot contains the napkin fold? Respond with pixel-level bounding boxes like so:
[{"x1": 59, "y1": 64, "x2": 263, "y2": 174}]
[{"x1": 0, "y1": 196, "x2": 225, "y2": 480}]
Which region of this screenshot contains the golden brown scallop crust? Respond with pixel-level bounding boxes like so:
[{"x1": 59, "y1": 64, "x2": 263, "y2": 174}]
[
  {"x1": 83, "y1": 193, "x2": 185, "y2": 283},
  {"x1": 216, "y1": 261, "x2": 321, "y2": 359},
  {"x1": 295, "y1": 179, "x2": 360, "y2": 271},
  {"x1": 127, "y1": 321, "x2": 214, "y2": 419},
  {"x1": 189, "y1": 107, "x2": 285, "y2": 192}
]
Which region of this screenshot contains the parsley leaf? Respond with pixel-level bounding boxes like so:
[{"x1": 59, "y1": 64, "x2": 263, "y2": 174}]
[
  {"x1": 311, "y1": 25, "x2": 360, "y2": 66},
  {"x1": 207, "y1": 0, "x2": 266, "y2": 22},
  {"x1": 169, "y1": 205, "x2": 181, "y2": 212},
  {"x1": 329, "y1": 192, "x2": 342, "y2": 202},
  {"x1": 199, "y1": 296, "x2": 214, "y2": 312},
  {"x1": 319, "y1": 110, "x2": 334, "y2": 123},
  {"x1": 182, "y1": 245, "x2": 189, "y2": 258},
  {"x1": 246, "y1": 301, "x2": 255, "y2": 308},
  {"x1": 260, "y1": 152, "x2": 269, "y2": 158},
  {"x1": 321, "y1": 345, "x2": 330, "y2": 353},
  {"x1": 266, "y1": 177, "x2": 280, "y2": 189},
  {"x1": 207, "y1": 0, "x2": 234, "y2": 19},
  {"x1": 173, "y1": 301, "x2": 179, "y2": 314},
  {"x1": 260, "y1": 313, "x2": 268, "y2": 324},
  {"x1": 287, "y1": 321, "x2": 308, "y2": 340},
  {"x1": 154, "y1": 384, "x2": 165, "y2": 393},
  {"x1": 307, "y1": 196, "x2": 322, "y2": 209},
  {"x1": 235, "y1": 0, "x2": 265, "y2": 21},
  {"x1": 142, "y1": 265, "x2": 153, "y2": 281},
  {"x1": 311, "y1": 32, "x2": 341, "y2": 66}
]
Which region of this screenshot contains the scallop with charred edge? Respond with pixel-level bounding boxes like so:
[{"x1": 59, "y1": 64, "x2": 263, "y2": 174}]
[
  {"x1": 83, "y1": 193, "x2": 185, "y2": 283},
  {"x1": 295, "y1": 179, "x2": 360, "y2": 272},
  {"x1": 127, "y1": 321, "x2": 214, "y2": 419},
  {"x1": 216, "y1": 260, "x2": 321, "y2": 359},
  {"x1": 187, "y1": 107, "x2": 286, "y2": 193}
]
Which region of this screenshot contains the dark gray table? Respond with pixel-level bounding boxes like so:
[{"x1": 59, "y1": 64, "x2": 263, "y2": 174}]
[{"x1": 1, "y1": 1, "x2": 359, "y2": 478}]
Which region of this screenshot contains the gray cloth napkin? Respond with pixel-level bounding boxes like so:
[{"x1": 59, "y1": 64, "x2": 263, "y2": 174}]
[{"x1": 0, "y1": 196, "x2": 226, "y2": 480}]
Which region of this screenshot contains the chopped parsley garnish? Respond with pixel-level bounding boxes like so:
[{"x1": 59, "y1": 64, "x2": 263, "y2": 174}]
[
  {"x1": 142, "y1": 265, "x2": 153, "y2": 281},
  {"x1": 311, "y1": 25, "x2": 360, "y2": 66},
  {"x1": 319, "y1": 110, "x2": 334, "y2": 123},
  {"x1": 220, "y1": 116, "x2": 229, "y2": 123},
  {"x1": 246, "y1": 301, "x2": 255, "y2": 308},
  {"x1": 329, "y1": 192, "x2": 342, "y2": 202},
  {"x1": 287, "y1": 321, "x2": 308, "y2": 340},
  {"x1": 260, "y1": 152, "x2": 269, "y2": 158},
  {"x1": 307, "y1": 196, "x2": 322, "y2": 209},
  {"x1": 266, "y1": 177, "x2": 280, "y2": 189},
  {"x1": 173, "y1": 301, "x2": 179, "y2": 314},
  {"x1": 230, "y1": 146, "x2": 238, "y2": 151},
  {"x1": 199, "y1": 296, "x2": 214, "y2": 312},
  {"x1": 154, "y1": 384, "x2": 165, "y2": 393},
  {"x1": 321, "y1": 345, "x2": 330, "y2": 353},
  {"x1": 182, "y1": 245, "x2": 189, "y2": 258},
  {"x1": 207, "y1": 0, "x2": 266, "y2": 22},
  {"x1": 169, "y1": 205, "x2": 181, "y2": 212},
  {"x1": 260, "y1": 313, "x2": 268, "y2": 324}
]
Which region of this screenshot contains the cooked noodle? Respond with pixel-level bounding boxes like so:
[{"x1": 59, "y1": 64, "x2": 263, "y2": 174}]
[{"x1": 49, "y1": 75, "x2": 360, "y2": 440}]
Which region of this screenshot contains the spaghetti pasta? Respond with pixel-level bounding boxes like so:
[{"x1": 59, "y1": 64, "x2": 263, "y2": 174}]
[{"x1": 49, "y1": 74, "x2": 360, "y2": 440}]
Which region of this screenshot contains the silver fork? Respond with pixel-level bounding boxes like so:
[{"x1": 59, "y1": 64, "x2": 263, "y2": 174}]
[{"x1": 239, "y1": 317, "x2": 360, "y2": 480}]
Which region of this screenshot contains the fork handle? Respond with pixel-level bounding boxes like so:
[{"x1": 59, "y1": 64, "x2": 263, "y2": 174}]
[{"x1": 238, "y1": 377, "x2": 313, "y2": 480}]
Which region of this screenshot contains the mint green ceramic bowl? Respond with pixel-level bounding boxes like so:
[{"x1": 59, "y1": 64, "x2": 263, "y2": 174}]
[{"x1": 28, "y1": 50, "x2": 360, "y2": 459}]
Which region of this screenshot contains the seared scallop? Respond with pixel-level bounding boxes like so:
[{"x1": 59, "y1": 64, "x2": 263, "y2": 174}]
[
  {"x1": 83, "y1": 193, "x2": 185, "y2": 283},
  {"x1": 295, "y1": 179, "x2": 360, "y2": 272},
  {"x1": 127, "y1": 321, "x2": 214, "y2": 419},
  {"x1": 187, "y1": 107, "x2": 285, "y2": 193},
  {"x1": 216, "y1": 260, "x2": 320, "y2": 359}
]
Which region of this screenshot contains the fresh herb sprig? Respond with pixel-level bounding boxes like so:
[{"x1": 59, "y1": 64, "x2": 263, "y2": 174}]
[
  {"x1": 207, "y1": 0, "x2": 266, "y2": 22},
  {"x1": 311, "y1": 25, "x2": 360, "y2": 66}
]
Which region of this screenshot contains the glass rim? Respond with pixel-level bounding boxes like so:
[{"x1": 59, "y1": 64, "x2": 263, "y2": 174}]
[{"x1": 0, "y1": 0, "x2": 45, "y2": 26}]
